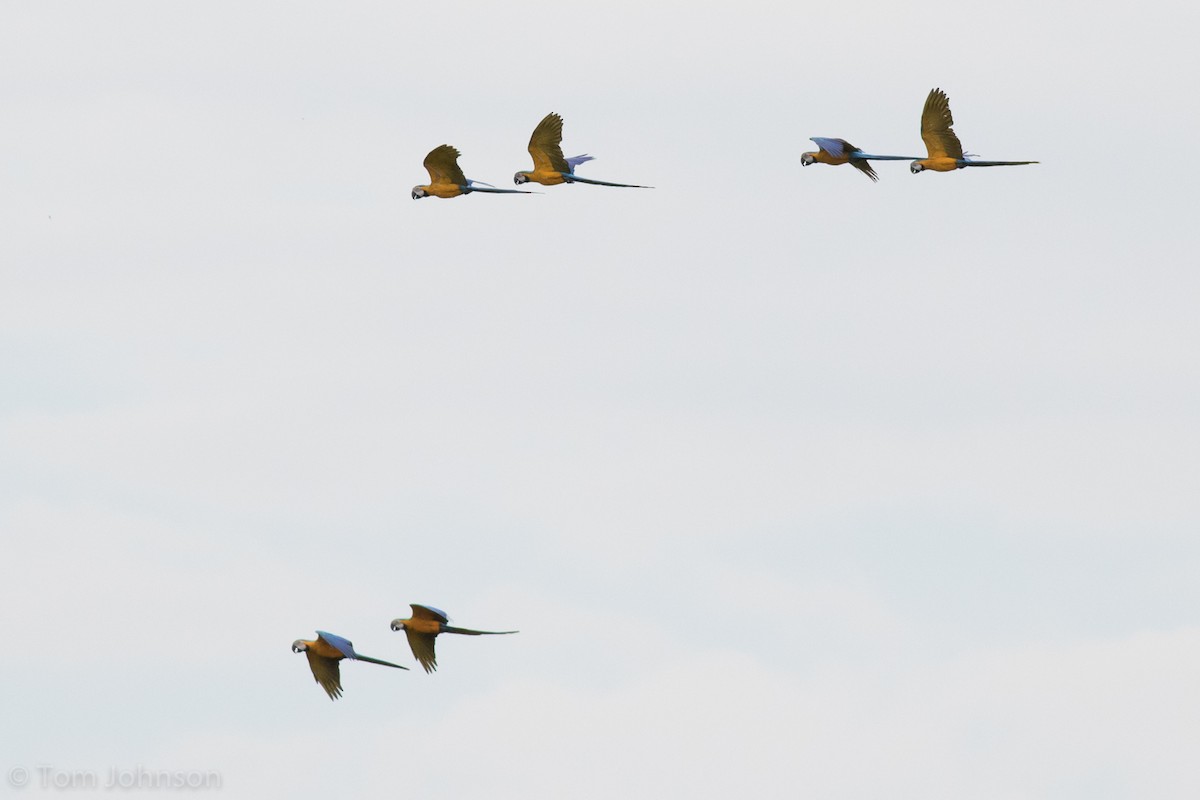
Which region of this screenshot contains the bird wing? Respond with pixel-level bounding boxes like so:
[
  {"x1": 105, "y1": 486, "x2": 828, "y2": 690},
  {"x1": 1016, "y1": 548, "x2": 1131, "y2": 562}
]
[
  {"x1": 847, "y1": 157, "x2": 879, "y2": 182},
  {"x1": 565, "y1": 154, "x2": 595, "y2": 172},
  {"x1": 810, "y1": 137, "x2": 853, "y2": 158},
  {"x1": 920, "y1": 88, "x2": 963, "y2": 160},
  {"x1": 305, "y1": 651, "x2": 343, "y2": 700},
  {"x1": 424, "y1": 145, "x2": 467, "y2": 185},
  {"x1": 405, "y1": 629, "x2": 439, "y2": 673},
  {"x1": 410, "y1": 604, "x2": 450, "y2": 623},
  {"x1": 316, "y1": 631, "x2": 356, "y2": 659},
  {"x1": 528, "y1": 113, "x2": 570, "y2": 173}
]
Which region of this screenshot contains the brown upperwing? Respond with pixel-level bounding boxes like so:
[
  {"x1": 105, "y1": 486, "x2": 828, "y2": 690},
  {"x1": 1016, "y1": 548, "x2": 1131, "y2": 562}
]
[
  {"x1": 920, "y1": 88, "x2": 964, "y2": 160},
  {"x1": 305, "y1": 651, "x2": 343, "y2": 700},
  {"x1": 528, "y1": 113, "x2": 570, "y2": 173},
  {"x1": 405, "y1": 629, "x2": 439, "y2": 673},
  {"x1": 423, "y1": 145, "x2": 468, "y2": 186},
  {"x1": 410, "y1": 604, "x2": 450, "y2": 623}
]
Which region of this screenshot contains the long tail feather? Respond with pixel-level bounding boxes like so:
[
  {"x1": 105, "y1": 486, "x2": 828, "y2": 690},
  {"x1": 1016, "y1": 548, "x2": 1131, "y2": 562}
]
[
  {"x1": 852, "y1": 152, "x2": 923, "y2": 161},
  {"x1": 353, "y1": 654, "x2": 410, "y2": 669},
  {"x1": 466, "y1": 186, "x2": 538, "y2": 194},
  {"x1": 442, "y1": 626, "x2": 519, "y2": 636},
  {"x1": 564, "y1": 175, "x2": 653, "y2": 189},
  {"x1": 962, "y1": 159, "x2": 1039, "y2": 167}
]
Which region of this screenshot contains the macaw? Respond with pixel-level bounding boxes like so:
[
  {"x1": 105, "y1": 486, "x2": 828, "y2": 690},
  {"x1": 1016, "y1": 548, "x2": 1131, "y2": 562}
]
[
  {"x1": 910, "y1": 88, "x2": 1039, "y2": 173},
  {"x1": 412, "y1": 145, "x2": 535, "y2": 199},
  {"x1": 390, "y1": 604, "x2": 518, "y2": 673},
  {"x1": 292, "y1": 630, "x2": 408, "y2": 700},
  {"x1": 513, "y1": 113, "x2": 652, "y2": 188},
  {"x1": 801, "y1": 137, "x2": 920, "y2": 182}
]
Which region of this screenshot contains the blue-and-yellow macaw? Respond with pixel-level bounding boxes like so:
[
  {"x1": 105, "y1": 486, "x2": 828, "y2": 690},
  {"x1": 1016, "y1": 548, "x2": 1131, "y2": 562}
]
[
  {"x1": 910, "y1": 88, "x2": 1039, "y2": 174},
  {"x1": 412, "y1": 145, "x2": 535, "y2": 200},
  {"x1": 801, "y1": 137, "x2": 920, "y2": 182},
  {"x1": 390, "y1": 604, "x2": 518, "y2": 673},
  {"x1": 292, "y1": 630, "x2": 408, "y2": 700},
  {"x1": 513, "y1": 113, "x2": 652, "y2": 188}
]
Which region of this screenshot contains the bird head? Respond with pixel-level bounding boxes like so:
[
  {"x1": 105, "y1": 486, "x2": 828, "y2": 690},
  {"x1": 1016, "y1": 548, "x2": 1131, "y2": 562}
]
[
  {"x1": 800, "y1": 152, "x2": 816, "y2": 167},
  {"x1": 390, "y1": 618, "x2": 406, "y2": 632},
  {"x1": 291, "y1": 640, "x2": 308, "y2": 653},
  {"x1": 513, "y1": 172, "x2": 529, "y2": 185},
  {"x1": 411, "y1": 186, "x2": 428, "y2": 200},
  {"x1": 910, "y1": 161, "x2": 925, "y2": 174}
]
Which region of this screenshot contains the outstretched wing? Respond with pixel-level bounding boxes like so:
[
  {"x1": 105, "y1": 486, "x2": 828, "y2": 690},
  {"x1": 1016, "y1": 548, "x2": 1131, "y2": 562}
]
[
  {"x1": 410, "y1": 604, "x2": 450, "y2": 623},
  {"x1": 424, "y1": 145, "x2": 467, "y2": 186},
  {"x1": 847, "y1": 158, "x2": 880, "y2": 182},
  {"x1": 528, "y1": 113, "x2": 570, "y2": 173},
  {"x1": 565, "y1": 154, "x2": 594, "y2": 172},
  {"x1": 810, "y1": 137, "x2": 855, "y2": 158},
  {"x1": 316, "y1": 630, "x2": 356, "y2": 659},
  {"x1": 405, "y1": 629, "x2": 439, "y2": 673},
  {"x1": 920, "y1": 88, "x2": 963, "y2": 160},
  {"x1": 305, "y1": 651, "x2": 343, "y2": 700}
]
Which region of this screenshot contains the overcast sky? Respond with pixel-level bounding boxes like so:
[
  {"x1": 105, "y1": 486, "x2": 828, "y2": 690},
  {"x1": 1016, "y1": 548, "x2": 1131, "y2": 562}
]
[{"x1": 3, "y1": 2, "x2": 1199, "y2": 798}]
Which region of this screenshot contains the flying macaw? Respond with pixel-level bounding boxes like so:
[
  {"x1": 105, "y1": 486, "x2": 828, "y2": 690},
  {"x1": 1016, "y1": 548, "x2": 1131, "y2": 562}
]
[
  {"x1": 412, "y1": 145, "x2": 535, "y2": 199},
  {"x1": 292, "y1": 630, "x2": 408, "y2": 700},
  {"x1": 513, "y1": 113, "x2": 652, "y2": 188},
  {"x1": 390, "y1": 604, "x2": 518, "y2": 673},
  {"x1": 801, "y1": 137, "x2": 920, "y2": 182},
  {"x1": 910, "y1": 88, "x2": 1039, "y2": 174}
]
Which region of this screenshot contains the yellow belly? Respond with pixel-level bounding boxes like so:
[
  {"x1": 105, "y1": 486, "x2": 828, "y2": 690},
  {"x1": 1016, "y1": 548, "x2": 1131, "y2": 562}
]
[
  {"x1": 426, "y1": 183, "x2": 465, "y2": 198},
  {"x1": 815, "y1": 150, "x2": 849, "y2": 166},
  {"x1": 920, "y1": 157, "x2": 960, "y2": 172},
  {"x1": 405, "y1": 618, "x2": 442, "y2": 635},
  {"x1": 527, "y1": 170, "x2": 567, "y2": 186}
]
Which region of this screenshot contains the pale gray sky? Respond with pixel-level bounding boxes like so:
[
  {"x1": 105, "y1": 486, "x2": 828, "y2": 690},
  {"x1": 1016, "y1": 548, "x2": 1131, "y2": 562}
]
[{"x1": 3, "y1": 1, "x2": 1199, "y2": 798}]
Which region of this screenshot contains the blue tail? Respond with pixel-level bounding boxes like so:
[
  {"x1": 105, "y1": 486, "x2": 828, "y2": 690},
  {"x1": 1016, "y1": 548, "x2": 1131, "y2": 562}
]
[
  {"x1": 852, "y1": 152, "x2": 923, "y2": 161},
  {"x1": 466, "y1": 186, "x2": 538, "y2": 195},
  {"x1": 353, "y1": 653, "x2": 410, "y2": 669},
  {"x1": 564, "y1": 174, "x2": 653, "y2": 189},
  {"x1": 961, "y1": 159, "x2": 1039, "y2": 167}
]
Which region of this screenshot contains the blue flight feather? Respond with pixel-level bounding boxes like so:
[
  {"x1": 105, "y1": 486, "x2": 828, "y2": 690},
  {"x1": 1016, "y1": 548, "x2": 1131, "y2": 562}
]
[{"x1": 316, "y1": 631, "x2": 356, "y2": 658}]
